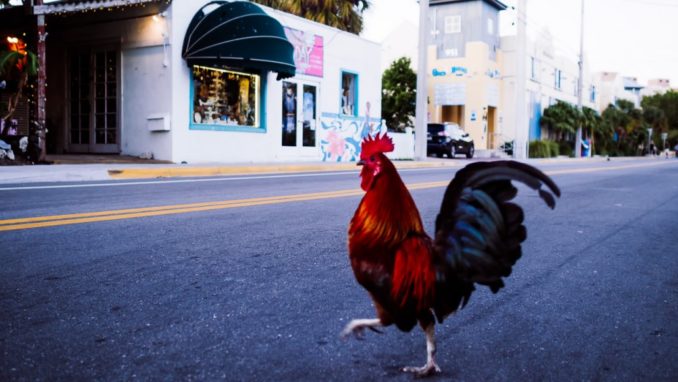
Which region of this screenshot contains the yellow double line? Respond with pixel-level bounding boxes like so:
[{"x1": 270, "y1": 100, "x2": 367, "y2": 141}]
[
  {"x1": 1, "y1": 160, "x2": 673, "y2": 232},
  {"x1": 0, "y1": 181, "x2": 448, "y2": 232}
]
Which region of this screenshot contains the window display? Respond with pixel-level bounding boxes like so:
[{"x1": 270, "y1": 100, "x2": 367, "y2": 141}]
[
  {"x1": 341, "y1": 71, "x2": 357, "y2": 116},
  {"x1": 192, "y1": 65, "x2": 259, "y2": 128}
]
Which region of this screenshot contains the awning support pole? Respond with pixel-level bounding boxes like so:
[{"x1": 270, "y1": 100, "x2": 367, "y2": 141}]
[{"x1": 34, "y1": 0, "x2": 48, "y2": 161}]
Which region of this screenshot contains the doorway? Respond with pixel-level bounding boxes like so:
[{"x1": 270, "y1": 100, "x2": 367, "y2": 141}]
[
  {"x1": 282, "y1": 81, "x2": 318, "y2": 147},
  {"x1": 67, "y1": 48, "x2": 120, "y2": 153},
  {"x1": 441, "y1": 105, "x2": 465, "y2": 128},
  {"x1": 487, "y1": 106, "x2": 496, "y2": 149}
]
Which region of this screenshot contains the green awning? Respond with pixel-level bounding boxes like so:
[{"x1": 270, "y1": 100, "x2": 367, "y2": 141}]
[{"x1": 182, "y1": 1, "x2": 296, "y2": 80}]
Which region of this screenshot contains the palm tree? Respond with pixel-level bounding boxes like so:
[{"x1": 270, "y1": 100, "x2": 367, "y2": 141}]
[
  {"x1": 252, "y1": 0, "x2": 370, "y2": 34},
  {"x1": 540, "y1": 101, "x2": 580, "y2": 142},
  {"x1": 643, "y1": 105, "x2": 668, "y2": 149},
  {"x1": 581, "y1": 106, "x2": 600, "y2": 154}
]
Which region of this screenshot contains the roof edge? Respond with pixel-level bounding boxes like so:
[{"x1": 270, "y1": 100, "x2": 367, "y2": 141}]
[
  {"x1": 32, "y1": 0, "x2": 169, "y2": 16},
  {"x1": 429, "y1": 0, "x2": 508, "y2": 11}
]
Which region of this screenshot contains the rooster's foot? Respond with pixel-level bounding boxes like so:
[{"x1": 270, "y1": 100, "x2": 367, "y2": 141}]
[
  {"x1": 402, "y1": 361, "x2": 441, "y2": 377},
  {"x1": 340, "y1": 318, "x2": 383, "y2": 340}
]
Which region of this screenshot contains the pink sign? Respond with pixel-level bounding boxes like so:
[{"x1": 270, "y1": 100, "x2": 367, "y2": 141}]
[{"x1": 284, "y1": 27, "x2": 324, "y2": 78}]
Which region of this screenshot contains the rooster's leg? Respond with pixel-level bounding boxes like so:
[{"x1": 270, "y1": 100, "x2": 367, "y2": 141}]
[
  {"x1": 340, "y1": 318, "x2": 383, "y2": 339},
  {"x1": 402, "y1": 323, "x2": 441, "y2": 376}
]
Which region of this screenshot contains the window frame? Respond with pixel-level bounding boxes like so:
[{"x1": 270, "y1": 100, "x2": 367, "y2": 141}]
[
  {"x1": 340, "y1": 70, "x2": 359, "y2": 117},
  {"x1": 189, "y1": 65, "x2": 266, "y2": 133},
  {"x1": 444, "y1": 15, "x2": 461, "y2": 34},
  {"x1": 554, "y1": 69, "x2": 562, "y2": 90}
]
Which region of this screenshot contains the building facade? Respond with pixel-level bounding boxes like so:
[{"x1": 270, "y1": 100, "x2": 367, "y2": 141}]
[
  {"x1": 425, "y1": 0, "x2": 507, "y2": 151},
  {"x1": 502, "y1": 32, "x2": 596, "y2": 143},
  {"x1": 1, "y1": 0, "x2": 415, "y2": 163}
]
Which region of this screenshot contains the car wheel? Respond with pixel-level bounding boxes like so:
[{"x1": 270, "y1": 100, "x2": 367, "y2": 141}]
[
  {"x1": 435, "y1": 151, "x2": 443, "y2": 158},
  {"x1": 448, "y1": 146, "x2": 456, "y2": 158},
  {"x1": 466, "y1": 145, "x2": 474, "y2": 159}
]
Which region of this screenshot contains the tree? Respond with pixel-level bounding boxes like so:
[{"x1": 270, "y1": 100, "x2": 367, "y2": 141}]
[
  {"x1": 581, "y1": 106, "x2": 601, "y2": 154},
  {"x1": 1, "y1": 36, "x2": 38, "y2": 134},
  {"x1": 540, "y1": 100, "x2": 581, "y2": 142},
  {"x1": 642, "y1": 90, "x2": 678, "y2": 149},
  {"x1": 381, "y1": 57, "x2": 416, "y2": 132},
  {"x1": 251, "y1": 0, "x2": 369, "y2": 34}
]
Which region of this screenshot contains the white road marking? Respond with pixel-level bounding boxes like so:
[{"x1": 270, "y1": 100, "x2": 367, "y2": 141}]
[{"x1": 0, "y1": 167, "x2": 453, "y2": 191}]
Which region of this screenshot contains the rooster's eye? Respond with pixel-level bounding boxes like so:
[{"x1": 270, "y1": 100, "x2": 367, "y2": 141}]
[{"x1": 370, "y1": 155, "x2": 375, "y2": 161}]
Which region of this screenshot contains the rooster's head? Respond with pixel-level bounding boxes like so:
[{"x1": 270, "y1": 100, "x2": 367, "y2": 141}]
[{"x1": 357, "y1": 132, "x2": 395, "y2": 191}]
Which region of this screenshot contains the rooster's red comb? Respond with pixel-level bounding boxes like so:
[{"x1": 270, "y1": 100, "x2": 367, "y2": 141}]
[{"x1": 361, "y1": 132, "x2": 394, "y2": 159}]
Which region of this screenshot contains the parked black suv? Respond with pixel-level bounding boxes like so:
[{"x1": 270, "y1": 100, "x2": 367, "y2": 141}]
[{"x1": 427, "y1": 123, "x2": 475, "y2": 158}]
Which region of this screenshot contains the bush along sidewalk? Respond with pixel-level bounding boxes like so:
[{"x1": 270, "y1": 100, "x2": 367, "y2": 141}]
[{"x1": 529, "y1": 140, "x2": 561, "y2": 158}]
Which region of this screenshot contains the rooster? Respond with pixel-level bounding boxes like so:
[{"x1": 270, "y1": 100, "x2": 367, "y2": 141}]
[{"x1": 341, "y1": 133, "x2": 560, "y2": 376}]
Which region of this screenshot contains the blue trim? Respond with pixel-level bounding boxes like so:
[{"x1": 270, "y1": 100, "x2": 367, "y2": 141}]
[
  {"x1": 529, "y1": 100, "x2": 542, "y2": 141},
  {"x1": 188, "y1": 66, "x2": 267, "y2": 133},
  {"x1": 190, "y1": 124, "x2": 268, "y2": 133},
  {"x1": 339, "y1": 69, "x2": 359, "y2": 117}
]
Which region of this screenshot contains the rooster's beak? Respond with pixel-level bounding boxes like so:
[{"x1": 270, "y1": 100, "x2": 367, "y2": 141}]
[{"x1": 357, "y1": 160, "x2": 365, "y2": 166}]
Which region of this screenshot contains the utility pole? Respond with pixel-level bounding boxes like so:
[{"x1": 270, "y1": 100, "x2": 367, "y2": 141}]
[
  {"x1": 414, "y1": 0, "x2": 429, "y2": 160},
  {"x1": 514, "y1": 0, "x2": 527, "y2": 159},
  {"x1": 575, "y1": 0, "x2": 584, "y2": 157}
]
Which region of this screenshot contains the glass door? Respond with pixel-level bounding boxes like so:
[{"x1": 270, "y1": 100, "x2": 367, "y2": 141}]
[
  {"x1": 301, "y1": 84, "x2": 317, "y2": 147},
  {"x1": 68, "y1": 48, "x2": 119, "y2": 153},
  {"x1": 282, "y1": 81, "x2": 317, "y2": 147}
]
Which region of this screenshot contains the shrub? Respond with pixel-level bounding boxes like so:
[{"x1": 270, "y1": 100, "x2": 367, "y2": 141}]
[
  {"x1": 558, "y1": 141, "x2": 573, "y2": 157},
  {"x1": 529, "y1": 140, "x2": 550, "y2": 158}
]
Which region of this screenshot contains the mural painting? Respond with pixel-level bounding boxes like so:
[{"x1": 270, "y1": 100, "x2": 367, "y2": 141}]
[{"x1": 319, "y1": 102, "x2": 383, "y2": 162}]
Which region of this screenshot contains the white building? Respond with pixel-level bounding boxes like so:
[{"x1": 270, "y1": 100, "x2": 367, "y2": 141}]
[
  {"x1": 641, "y1": 78, "x2": 672, "y2": 97},
  {"x1": 502, "y1": 31, "x2": 596, "y2": 143},
  {"x1": 592, "y1": 72, "x2": 642, "y2": 111},
  {"x1": 5, "y1": 0, "x2": 414, "y2": 163},
  {"x1": 379, "y1": 21, "x2": 419, "y2": 72}
]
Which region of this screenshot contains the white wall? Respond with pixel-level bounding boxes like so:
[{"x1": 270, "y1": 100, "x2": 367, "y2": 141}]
[
  {"x1": 166, "y1": 1, "x2": 385, "y2": 163},
  {"x1": 49, "y1": 14, "x2": 172, "y2": 156},
  {"x1": 121, "y1": 45, "x2": 172, "y2": 160}
]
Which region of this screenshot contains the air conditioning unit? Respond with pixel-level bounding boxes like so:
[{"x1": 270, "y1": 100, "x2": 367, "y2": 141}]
[{"x1": 147, "y1": 114, "x2": 170, "y2": 132}]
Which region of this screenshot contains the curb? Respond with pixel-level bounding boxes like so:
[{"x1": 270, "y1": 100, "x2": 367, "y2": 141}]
[{"x1": 108, "y1": 160, "x2": 462, "y2": 179}]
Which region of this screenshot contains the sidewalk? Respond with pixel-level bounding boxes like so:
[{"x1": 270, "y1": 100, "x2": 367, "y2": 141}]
[
  {"x1": 0, "y1": 156, "x2": 462, "y2": 185},
  {"x1": 0, "y1": 154, "x2": 659, "y2": 185}
]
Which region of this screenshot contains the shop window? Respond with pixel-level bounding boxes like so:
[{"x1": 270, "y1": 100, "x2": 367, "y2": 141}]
[
  {"x1": 341, "y1": 71, "x2": 358, "y2": 116},
  {"x1": 191, "y1": 65, "x2": 260, "y2": 129}
]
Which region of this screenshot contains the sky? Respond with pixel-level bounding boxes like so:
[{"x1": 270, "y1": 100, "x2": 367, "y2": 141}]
[{"x1": 361, "y1": 0, "x2": 678, "y2": 87}]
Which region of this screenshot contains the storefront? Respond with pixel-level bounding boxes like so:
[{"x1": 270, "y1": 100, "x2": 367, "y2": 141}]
[
  {"x1": 3, "y1": 0, "x2": 412, "y2": 163},
  {"x1": 173, "y1": 0, "x2": 386, "y2": 163}
]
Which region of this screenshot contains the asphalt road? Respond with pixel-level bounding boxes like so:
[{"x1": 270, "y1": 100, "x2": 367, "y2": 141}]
[{"x1": 1, "y1": 158, "x2": 677, "y2": 381}]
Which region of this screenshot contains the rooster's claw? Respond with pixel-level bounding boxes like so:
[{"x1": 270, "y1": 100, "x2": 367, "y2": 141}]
[{"x1": 340, "y1": 318, "x2": 383, "y2": 341}]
